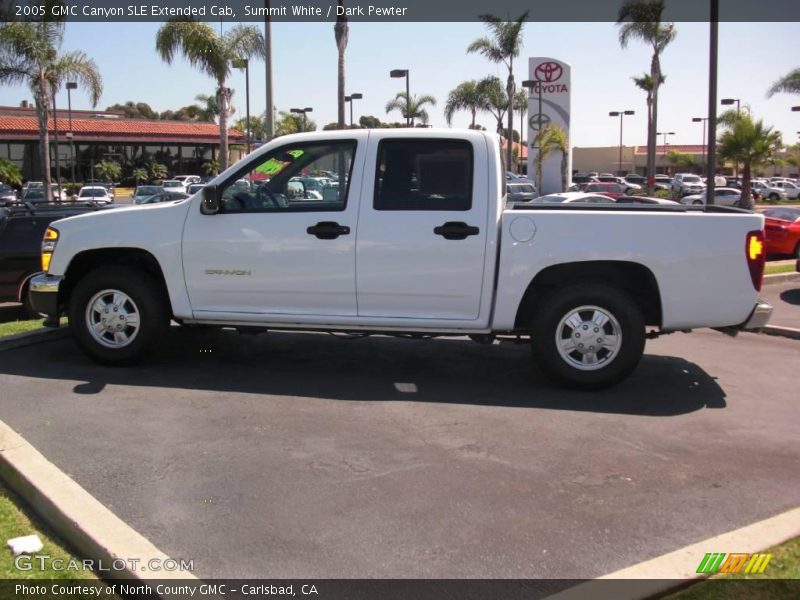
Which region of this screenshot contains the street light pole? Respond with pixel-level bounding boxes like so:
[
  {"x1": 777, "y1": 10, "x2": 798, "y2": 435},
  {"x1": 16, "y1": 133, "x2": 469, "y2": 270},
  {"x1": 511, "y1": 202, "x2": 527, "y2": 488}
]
[
  {"x1": 609, "y1": 110, "x2": 635, "y2": 175},
  {"x1": 264, "y1": 0, "x2": 274, "y2": 140},
  {"x1": 707, "y1": 0, "x2": 719, "y2": 205},
  {"x1": 66, "y1": 82, "x2": 77, "y2": 183},
  {"x1": 290, "y1": 107, "x2": 313, "y2": 132},
  {"x1": 390, "y1": 69, "x2": 410, "y2": 126},
  {"x1": 657, "y1": 131, "x2": 675, "y2": 173},
  {"x1": 692, "y1": 117, "x2": 708, "y2": 172},
  {"x1": 345, "y1": 93, "x2": 362, "y2": 127}
]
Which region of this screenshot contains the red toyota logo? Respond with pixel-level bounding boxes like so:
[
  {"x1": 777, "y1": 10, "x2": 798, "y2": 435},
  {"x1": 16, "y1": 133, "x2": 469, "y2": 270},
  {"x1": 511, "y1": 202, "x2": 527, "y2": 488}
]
[{"x1": 535, "y1": 62, "x2": 563, "y2": 83}]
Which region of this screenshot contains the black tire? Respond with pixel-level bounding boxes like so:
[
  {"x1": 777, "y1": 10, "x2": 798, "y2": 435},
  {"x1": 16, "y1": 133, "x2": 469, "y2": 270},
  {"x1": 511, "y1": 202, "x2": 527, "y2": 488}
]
[
  {"x1": 530, "y1": 283, "x2": 646, "y2": 390},
  {"x1": 692, "y1": 200, "x2": 703, "y2": 205},
  {"x1": 769, "y1": 193, "x2": 779, "y2": 201},
  {"x1": 69, "y1": 266, "x2": 169, "y2": 366}
]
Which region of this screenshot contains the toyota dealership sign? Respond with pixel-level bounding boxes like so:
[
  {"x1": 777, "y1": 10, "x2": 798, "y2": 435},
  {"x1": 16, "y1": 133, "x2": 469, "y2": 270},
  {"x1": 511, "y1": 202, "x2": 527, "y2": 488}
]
[{"x1": 527, "y1": 57, "x2": 571, "y2": 195}]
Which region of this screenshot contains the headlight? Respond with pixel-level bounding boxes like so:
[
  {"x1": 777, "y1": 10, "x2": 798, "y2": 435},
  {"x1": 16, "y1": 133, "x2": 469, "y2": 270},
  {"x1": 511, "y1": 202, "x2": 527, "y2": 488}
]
[{"x1": 41, "y1": 227, "x2": 59, "y2": 272}]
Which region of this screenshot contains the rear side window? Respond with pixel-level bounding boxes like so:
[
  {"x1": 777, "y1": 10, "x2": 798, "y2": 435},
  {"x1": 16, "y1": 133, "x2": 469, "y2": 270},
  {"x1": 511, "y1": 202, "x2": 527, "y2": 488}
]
[{"x1": 374, "y1": 139, "x2": 473, "y2": 211}]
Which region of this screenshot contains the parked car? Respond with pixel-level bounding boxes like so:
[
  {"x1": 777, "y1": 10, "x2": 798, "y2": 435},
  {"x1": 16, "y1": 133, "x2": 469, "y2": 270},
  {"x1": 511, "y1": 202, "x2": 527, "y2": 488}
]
[
  {"x1": 84, "y1": 180, "x2": 116, "y2": 199},
  {"x1": 672, "y1": 173, "x2": 706, "y2": 197},
  {"x1": 29, "y1": 129, "x2": 772, "y2": 390},
  {"x1": 762, "y1": 207, "x2": 800, "y2": 258},
  {"x1": 531, "y1": 192, "x2": 616, "y2": 203},
  {"x1": 681, "y1": 187, "x2": 747, "y2": 207},
  {"x1": 653, "y1": 174, "x2": 673, "y2": 191},
  {"x1": 571, "y1": 174, "x2": 598, "y2": 186},
  {"x1": 21, "y1": 188, "x2": 46, "y2": 203},
  {"x1": 623, "y1": 174, "x2": 647, "y2": 187},
  {"x1": 769, "y1": 180, "x2": 800, "y2": 200},
  {"x1": 506, "y1": 182, "x2": 537, "y2": 203},
  {"x1": 726, "y1": 177, "x2": 742, "y2": 189},
  {"x1": 161, "y1": 179, "x2": 187, "y2": 194},
  {"x1": 135, "y1": 191, "x2": 190, "y2": 205},
  {"x1": 583, "y1": 182, "x2": 629, "y2": 199},
  {"x1": 173, "y1": 175, "x2": 202, "y2": 187},
  {"x1": 132, "y1": 185, "x2": 165, "y2": 205},
  {"x1": 0, "y1": 202, "x2": 118, "y2": 316},
  {"x1": 751, "y1": 181, "x2": 788, "y2": 202},
  {"x1": 50, "y1": 184, "x2": 66, "y2": 202},
  {"x1": 0, "y1": 184, "x2": 17, "y2": 206},
  {"x1": 77, "y1": 186, "x2": 114, "y2": 204},
  {"x1": 616, "y1": 195, "x2": 680, "y2": 205}
]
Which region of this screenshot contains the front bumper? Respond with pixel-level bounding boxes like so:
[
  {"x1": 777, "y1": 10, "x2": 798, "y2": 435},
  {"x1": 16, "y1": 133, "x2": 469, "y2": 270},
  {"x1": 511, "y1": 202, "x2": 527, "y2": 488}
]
[{"x1": 29, "y1": 273, "x2": 63, "y2": 327}]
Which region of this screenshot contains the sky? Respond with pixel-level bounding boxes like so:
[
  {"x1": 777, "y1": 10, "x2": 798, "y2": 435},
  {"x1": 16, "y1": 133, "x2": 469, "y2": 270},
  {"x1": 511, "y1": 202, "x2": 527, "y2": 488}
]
[{"x1": 0, "y1": 20, "x2": 798, "y2": 148}]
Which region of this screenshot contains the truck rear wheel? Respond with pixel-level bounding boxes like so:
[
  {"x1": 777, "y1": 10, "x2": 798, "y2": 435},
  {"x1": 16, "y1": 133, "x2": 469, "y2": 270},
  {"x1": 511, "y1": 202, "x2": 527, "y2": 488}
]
[
  {"x1": 69, "y1": 266, "x2": 169, "y2": 365},
  {"x1": 530, "y1": 283, "x2": 645, "y2": 390}
]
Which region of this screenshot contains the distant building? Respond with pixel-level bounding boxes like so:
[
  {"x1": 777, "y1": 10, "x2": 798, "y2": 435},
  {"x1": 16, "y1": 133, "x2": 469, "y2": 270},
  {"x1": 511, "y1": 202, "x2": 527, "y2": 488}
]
[{"x1": 0, "y1": 103, "x2": 245, "y2": 182}]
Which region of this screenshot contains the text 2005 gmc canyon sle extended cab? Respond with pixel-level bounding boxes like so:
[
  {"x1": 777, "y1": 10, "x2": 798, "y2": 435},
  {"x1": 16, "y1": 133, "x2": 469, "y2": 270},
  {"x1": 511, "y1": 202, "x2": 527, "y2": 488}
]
[{"x1": 30, "y1": 130, "x2": 772, "y2": 389}]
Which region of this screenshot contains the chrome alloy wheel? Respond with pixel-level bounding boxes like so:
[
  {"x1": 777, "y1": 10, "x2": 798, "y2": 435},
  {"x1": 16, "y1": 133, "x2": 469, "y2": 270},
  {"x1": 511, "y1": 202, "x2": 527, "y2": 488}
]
[
  {"x1": 555, "y1": 305, "x2": 622, "y2": 371},
  {"x1": 85, "y1": 289, "x2": 141, "y2": 349}
]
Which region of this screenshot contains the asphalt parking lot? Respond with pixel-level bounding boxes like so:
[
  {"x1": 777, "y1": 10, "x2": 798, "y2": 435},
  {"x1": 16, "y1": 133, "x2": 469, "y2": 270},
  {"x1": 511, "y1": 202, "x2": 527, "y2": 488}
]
[{"x1": 0, "y1": 325, "x2": 798, "y2": 579}]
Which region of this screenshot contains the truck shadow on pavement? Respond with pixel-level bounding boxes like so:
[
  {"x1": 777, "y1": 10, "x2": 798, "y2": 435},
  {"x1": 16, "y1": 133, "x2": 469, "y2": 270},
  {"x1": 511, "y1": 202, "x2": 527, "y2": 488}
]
[{"x1": 1, "y1": 327, "x2": 726, "y2": 416}]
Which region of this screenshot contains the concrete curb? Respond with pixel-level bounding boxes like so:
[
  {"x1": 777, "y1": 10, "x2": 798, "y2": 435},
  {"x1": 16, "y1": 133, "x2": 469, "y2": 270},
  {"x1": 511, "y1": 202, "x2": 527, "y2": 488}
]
[
  {"x1": 762, "y1": 271, "x2": 800, "y2": 286},
  {"x1": 0, "y1": 326, "x2": 70, "y2": 352},
  {"x1": 546, "y1": 506, "x2": 800, "y2": 600},
  {"x1": 0, "y1": 420, "x2": 198, "y2": 582},
  {"x1": 758, "y1": 325, "x2": 800, "y2": 340}
]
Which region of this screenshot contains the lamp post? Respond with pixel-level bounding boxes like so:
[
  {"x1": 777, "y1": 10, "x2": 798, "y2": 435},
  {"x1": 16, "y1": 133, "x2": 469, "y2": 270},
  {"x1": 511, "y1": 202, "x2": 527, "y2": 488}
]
[
  {"x1": 233, "y1": 58, "x2": 251, "y2": 154},
  {"x1": 657, "y1": 131, "x2": 675, "y2": 174},
  {"x1": 692, "y1": 117, "x2": 708, "y2": 172},
  {"x1": 65, "y1": 82, "x2": 77, "y2": 184},
  {"x1": 390, "y1": 69, "x2": 410, "y2": 126},
  {"x1": 344, "y1": 93, "x2": 363, "y2": 127},
  {"x1": 609, "y1": 110, "x2": 635, "y2": 176},
  {"x1": 264, "y1": 0, "x2": 274, "y2": 140},
  {"x1": 290, "y1": 107, "x2": 312, "y2": 132},
  {"x1": 721, "y1": 97, "x2": 741, "y2": 116}
]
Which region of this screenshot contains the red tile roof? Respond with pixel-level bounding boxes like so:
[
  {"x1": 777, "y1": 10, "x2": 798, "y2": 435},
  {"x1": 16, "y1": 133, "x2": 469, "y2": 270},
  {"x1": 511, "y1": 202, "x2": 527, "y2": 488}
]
[
  {"x1": 501, "y1": 138, "x2": 528, "y2": 160},
  {"x1": 0, "y1": 115, "x2": 244, "y2": 144}
]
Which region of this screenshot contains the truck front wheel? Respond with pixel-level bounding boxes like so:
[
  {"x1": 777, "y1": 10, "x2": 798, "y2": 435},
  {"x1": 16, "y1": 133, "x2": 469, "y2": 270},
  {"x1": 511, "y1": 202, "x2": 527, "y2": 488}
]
[
  {"x1": 69, "y1": 266, "x2": 169, "y2": 365},
  {"x1": 530, "y1": 284, "x2": 646, "y2": 390}
]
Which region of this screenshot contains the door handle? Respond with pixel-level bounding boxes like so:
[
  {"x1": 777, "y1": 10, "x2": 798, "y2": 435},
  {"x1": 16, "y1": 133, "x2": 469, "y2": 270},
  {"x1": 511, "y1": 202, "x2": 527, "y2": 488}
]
[
  {"x1": 434, "y1": 221, "x2": 480, "y2": 240},
  {"x1": 307, "y1": 221, "x2": 350, "y2": 240}
]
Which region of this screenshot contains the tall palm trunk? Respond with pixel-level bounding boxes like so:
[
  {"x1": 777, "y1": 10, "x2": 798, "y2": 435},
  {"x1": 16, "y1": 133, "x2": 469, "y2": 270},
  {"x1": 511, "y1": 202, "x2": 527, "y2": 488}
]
[
  {"x1": 740, "y1": 161, "x2": 753, "y2": 210},
  {"x1": 337, "y1": 48, "x2": 345, "y2": 127},
  {"x1": 470, "y1": 107, "x2": 476, "y2": 129},
  {"x1": 647, "y1": 53, "x2": 660, "y2": 194},
  {"x1": 506, "y1": 56, "x2": 515, "y2": 173},
  {"x1": 217, "y1": 84, "x2": 230, "y2": 171},
  {"x1": 560, "y1": 152, "x2": 567, "y2": 192},
  {"x1": 35, "y1": 78, "x2": 52, "y2": 193}
]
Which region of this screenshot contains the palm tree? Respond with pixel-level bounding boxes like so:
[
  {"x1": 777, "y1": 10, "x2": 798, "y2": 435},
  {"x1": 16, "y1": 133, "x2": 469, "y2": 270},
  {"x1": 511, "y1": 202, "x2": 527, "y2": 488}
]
[
  {"x1": 335, "y1": 1, "x2": 348, "y2": 129},
  {"x1": 513, "y1": 88, "x2": 528, "y2": 146},
  {"x1": 467, "y1": 11, "x2": 528, "y2": 172},
  {"x1": 195, "y1": 93, "x2": 235, "y2": 122},
  {"x1": 476, "y1": 76, "x2": 508, "y2": 134},
  {"x1": 532, "y1": 124, "x2": 569, "y2": 193},
  {"x1": 617, "y1": 0, "x2": 676, "y2": 194},
  {"x1": 767, "y1": 68, "x2": 800, "y2": 97},
  {"x1": 385, "y1": 92, "x2": 436, "y2": 126},
  {"x1": 156, "y1": 21, "x2": 265, "y2": 171},
  {"x1": 717, "y1": 115, "x2": 782, "y2": 210},
  {"x1": 444, "y1": 80, "x2": 486, "y2": 128},
  {"x1": 132, "y1": 167, "x2": 148, "y2": 186},
  {"x1": 0, "y1": 19, "x2": 102, "y2": 195},
  {"x1": 632, "y1": 72, "x2": 664, "y2": 170}
]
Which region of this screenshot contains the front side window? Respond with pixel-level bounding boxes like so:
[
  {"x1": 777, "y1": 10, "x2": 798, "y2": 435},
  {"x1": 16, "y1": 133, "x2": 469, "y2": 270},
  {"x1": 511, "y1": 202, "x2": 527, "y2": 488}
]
[
  {"x1": 374, "y1": 139, "x2": 473, "y2": 211},
  {"x1": 219, "y1": 141, "x2": 355, "y2": 213}
]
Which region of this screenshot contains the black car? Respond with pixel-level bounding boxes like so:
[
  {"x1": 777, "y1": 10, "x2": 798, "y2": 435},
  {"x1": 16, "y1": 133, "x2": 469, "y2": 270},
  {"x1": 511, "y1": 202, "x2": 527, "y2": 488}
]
[
  {"x1": 0, "y1": 184, "x2": 17, "y2": 206},
  {"x1": 0, "y1": 202, "x2": 118, "y2": 316}
]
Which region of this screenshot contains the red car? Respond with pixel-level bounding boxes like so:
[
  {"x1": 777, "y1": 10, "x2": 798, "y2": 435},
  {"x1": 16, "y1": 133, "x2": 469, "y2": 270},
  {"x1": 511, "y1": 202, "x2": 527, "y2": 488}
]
[
  {"x1": 583, "y1": 182, "x2": 629, "y2": 199},
  {"x1": 762, "y1": 207, "x2": 800, "y2": 259}
]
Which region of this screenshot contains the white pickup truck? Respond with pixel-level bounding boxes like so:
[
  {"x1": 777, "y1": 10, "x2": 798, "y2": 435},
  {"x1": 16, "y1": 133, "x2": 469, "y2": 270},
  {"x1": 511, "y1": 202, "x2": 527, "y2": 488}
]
[{"x1": 30, "y1": 130, "x2": 772, "y2": 389}]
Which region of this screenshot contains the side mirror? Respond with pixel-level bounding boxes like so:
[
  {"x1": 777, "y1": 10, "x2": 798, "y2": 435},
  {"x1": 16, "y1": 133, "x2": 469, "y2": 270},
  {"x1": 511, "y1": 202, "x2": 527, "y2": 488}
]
[{"x1": 201, "y1": 185, "x2": 220, "y2": 215}]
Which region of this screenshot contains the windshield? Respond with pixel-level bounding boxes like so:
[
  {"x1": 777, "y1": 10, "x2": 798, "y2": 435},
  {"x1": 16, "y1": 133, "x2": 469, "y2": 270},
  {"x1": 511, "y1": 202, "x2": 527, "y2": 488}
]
[
  {"x1": 683, "y1": 176, "x2": 701, "y2": 183},
  {"x1": 135, "y1": 186, "x2": 161, "y2": 195},
  {"x1": 163, "y1": 181, "x2": 181, "y2": 188},
  {"x1": 80, "y1": 188, "x2": 106, "y2": 197},
  {"x1": 24, "y1": 190, "x2": 44, "y2": 198}
]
